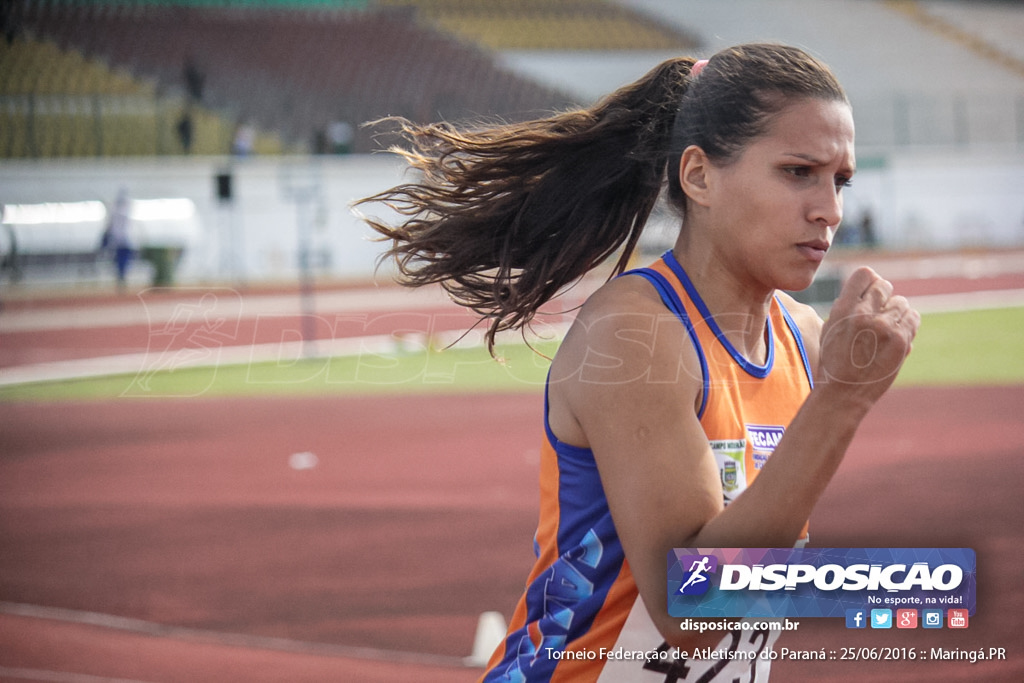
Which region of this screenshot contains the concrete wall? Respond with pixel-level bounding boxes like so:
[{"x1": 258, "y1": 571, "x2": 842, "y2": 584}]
[
  {"x1": 2, "y1": 150, "x2": 1022, "y2": 289},
  {"x1": 1, "y1": 154, "x2": 408, "y2": 287},
  {"x1": 840, "y1": 152, "x2": 1024, "y2": 251}
]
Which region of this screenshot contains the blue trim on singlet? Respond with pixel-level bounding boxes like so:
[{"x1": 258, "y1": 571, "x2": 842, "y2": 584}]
[
  {"x1": 541, "y1": 378, "x2": 624, "y2": 557},
  {"x1": 776, "y1": 296, "x2": 815, "y2": 389},
  {"x1": 661, "y1": 250, "x2": 775, "y2": 379},
  {"x1": 542, "y1": 377, "x2": 594, "y2": 465},
  {"x1": 621, "y1": 267, "x2": 710, "y2": 420}
]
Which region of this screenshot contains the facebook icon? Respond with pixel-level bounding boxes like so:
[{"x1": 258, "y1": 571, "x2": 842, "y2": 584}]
[{"x1": 845, "y1": 609, "x2": 867, "y2": 629}]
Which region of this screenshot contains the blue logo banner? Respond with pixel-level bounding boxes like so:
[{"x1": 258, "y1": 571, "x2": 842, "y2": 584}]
[{"x1": 667, "y1": 548, "x2": 975, "y2": 618}]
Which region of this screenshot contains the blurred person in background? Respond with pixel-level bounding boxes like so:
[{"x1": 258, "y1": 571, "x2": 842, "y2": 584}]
[
  {"x1": 101, "y1": 188, "x2": 134, "y2": 292},
  {"x1": 232, "y1": 119, "x2": 256, "y2": 156}
]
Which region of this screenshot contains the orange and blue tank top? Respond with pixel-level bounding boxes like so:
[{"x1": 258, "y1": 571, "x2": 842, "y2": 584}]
[{"x1": 481, "y1": 251, "x2": 814, "y2": 682}]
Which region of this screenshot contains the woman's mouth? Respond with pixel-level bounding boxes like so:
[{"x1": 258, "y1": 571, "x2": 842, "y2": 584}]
[{"x1": 796, "y1": 239, "x2": 830, "y2": 263}]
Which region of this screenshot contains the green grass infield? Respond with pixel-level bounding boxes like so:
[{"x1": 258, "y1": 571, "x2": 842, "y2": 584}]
[{"x1": 1, "y1": 307, "x2": 1021, "y2": 401}]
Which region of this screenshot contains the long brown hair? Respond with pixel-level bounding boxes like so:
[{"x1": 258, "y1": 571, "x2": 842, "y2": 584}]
[{"x1": 356, "y1": 44, "x2": 846, "y2": 352}]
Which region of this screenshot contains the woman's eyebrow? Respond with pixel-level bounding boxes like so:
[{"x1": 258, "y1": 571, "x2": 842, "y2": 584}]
[
  {"x1": 782, "y1": 152, "x2": 824, "y2": 164},
  {"x1": 783, "y1": 152, "x2": 856, "y2": 173}
]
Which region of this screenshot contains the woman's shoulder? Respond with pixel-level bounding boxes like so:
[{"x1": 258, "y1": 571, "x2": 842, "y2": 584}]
[
  {"x1": 774, "y1": 290, "x2": 823, "y2": 366},
  {"x1": 548, "y1": 269, "x2": 705, "y2": 447},
  {"x1": 579, "y1": 270, "x2": 669, "y2": 319},
  {"x1": 775, "y1": 291, "x2": 824, "y2": 333},
  {"x1": 552, "y1": 271, "x2": 702, "y2": 383}
]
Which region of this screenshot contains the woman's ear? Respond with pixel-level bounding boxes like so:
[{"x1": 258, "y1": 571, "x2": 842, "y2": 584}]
[{"x1": 679, "y1": 145, "x2": 711, "y2": 207}]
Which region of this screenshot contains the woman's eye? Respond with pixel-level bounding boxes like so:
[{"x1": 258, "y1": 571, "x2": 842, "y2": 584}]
[
  {"x1": 785, "y1": 166, "x2": 811, "y2": 178},
  {"x1": 835, "y1": 176, "x2": 853, "y2": 189}
]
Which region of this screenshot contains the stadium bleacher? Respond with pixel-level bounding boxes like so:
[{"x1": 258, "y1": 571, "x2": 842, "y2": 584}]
[
  {"x1": 6, "y1": 0, "x2": 589, "y2": 157},
  {"x1": 376, "y1": 0, "x2": 697, "y2": 50},
  {"x1": 0, "y1": 32, "x2": 288, "y2": 157},
  {"x1": 885, "y1": 0, "x2": 1024, "y2": 80},
  {"x1": 2, "y1": 0, "x2": 1021, "y2": 158}
]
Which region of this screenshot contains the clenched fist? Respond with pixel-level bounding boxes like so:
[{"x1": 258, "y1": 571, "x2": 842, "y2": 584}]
[{"x1": 815, "y1": 267, "x2": 921, "y2": 406}]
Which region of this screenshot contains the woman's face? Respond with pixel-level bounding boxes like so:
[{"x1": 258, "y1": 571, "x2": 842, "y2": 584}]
[{"x1": 703, "y1": 97, "x2": 856, "y2": 295}]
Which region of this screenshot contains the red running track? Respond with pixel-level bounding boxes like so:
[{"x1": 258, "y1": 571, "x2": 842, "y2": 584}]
[
  {"x1": 2, "y1": 254, "x2": 1023, "y2": 681},
  {"x1": 1, "y1": 386, "x2": 1023, "y2": 681}
]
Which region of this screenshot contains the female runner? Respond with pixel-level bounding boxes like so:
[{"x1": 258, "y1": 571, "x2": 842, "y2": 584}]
[{"x1": 359, "y1": 43, "x2": 920, "y2": 682}]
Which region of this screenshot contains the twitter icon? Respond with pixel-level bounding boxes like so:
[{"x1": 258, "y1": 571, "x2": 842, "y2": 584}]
[{"x1": 870, "y1": 609, "x2": 893, "y2": 629}]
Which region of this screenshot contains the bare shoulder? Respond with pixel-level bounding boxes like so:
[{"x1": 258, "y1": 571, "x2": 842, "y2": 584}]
[
  {"x1": 775, "y1": 290, "x2": 824, "y2": 366},
  {"x1": 547, "y1": 273, "x2": 703, "y2": 447},
  {"x1": 775, "y1": 291, "x2": 823, "y2": 335},
  {"x1": 553, "y1": 272, "x2": 688, "y2": 381},
  {"x1": 575, "y1": 271, "x2": 668, "y2": 324}
]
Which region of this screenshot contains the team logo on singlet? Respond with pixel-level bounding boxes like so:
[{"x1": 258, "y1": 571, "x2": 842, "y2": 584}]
[
  {"x1": 722, "y1": 460, "x2": 738, "y2": 489},
  {"x1": 710, "y1": 439, "x2": 745, "y2": 502},
  {"x1": 747, "y1": 424, "x2": 785, "y2": 470}
]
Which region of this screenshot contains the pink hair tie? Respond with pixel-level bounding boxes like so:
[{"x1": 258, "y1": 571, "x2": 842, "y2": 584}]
[{"x1": 691, "y1": 59, "x2": 709, "y2": 77}]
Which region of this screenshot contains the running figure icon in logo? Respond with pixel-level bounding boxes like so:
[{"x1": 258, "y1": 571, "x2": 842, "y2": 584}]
[{"x1": 677, "y1": 555, "x2": 718, "y2": 596}]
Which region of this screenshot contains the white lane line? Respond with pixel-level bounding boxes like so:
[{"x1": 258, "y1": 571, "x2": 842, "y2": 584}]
[
  {"x1": 0, "y1": 666, "x2": 152, "y2": 683},
  {"x1": 0, "y1": 286, "x2": 456, "y2": 334},
  {"x1": 0, "y1": 323, "x2": 570, "y2": 389},
  {"x1": 907, "y1": 288, "x2": 1024, "y2": 313},
  {"x1": 0, "y1": 289, "x2": 1019, "y2": 389}
]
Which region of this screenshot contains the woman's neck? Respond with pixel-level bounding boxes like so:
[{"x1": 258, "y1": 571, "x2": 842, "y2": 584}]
[{"x1": 671, "y1": 237, "x2": 775, "y2": 365}]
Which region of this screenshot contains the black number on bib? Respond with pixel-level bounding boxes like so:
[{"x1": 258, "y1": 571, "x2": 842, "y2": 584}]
[
  {"x1": 642, "y1": 642, "x2": 691, "y2": 682},
  {"x1": 693, "y1": 631, "x2": 741, "y2": 683},
  {"x1": 744, "y1": 629, "x2": 770, "y2": 683}
]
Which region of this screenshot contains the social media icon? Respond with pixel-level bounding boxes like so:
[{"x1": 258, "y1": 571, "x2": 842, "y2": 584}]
[
  {"x1": 896, "y1": 609, "x2": 918, "y2": 628},
  {"x1": 870, "y1": 609, "x2": 892, "y2": 629},
  {"x1": 922, "y1": 609, "x2": 943, "y2": 629},
  {"x1": 845, "y1": 609, "x2": 867, "y2": 629},
  {"x1": 948, "y1": 609, "x2": 969, "y2": 629}
]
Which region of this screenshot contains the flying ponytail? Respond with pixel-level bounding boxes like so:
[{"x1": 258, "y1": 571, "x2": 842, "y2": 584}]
[{"x1": 356, "y1": 57, "x2": 700, "y2": 353}]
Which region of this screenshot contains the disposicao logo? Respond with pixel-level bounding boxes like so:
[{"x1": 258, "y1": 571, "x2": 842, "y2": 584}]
[
  {"x1": 717, "y1": 560, "x2": 963, "y2": 592},
  {"x1": 667, "y1": 548, "x2": 976, "y2": 619}
]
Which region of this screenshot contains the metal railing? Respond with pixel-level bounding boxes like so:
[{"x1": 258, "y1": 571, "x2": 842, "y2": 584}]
[
  {"x1": 3, "y1": 89, "x2": 1023, "y2": 159},
  {"x1": 853, "y1": 91, "x2": 1024, "y2": 151}
]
